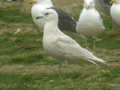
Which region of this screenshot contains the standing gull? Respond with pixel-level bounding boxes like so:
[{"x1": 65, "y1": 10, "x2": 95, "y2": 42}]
[
  {"x1": 76, "y1": 0, "x2": 105, "y2": 48},
  {"x1": 27, "y1": 0, "x2": 76, "y2": 33},
  {"x1": 37, "y1": 8, "x2": 106, "y2": 66},
  {"x1": 110, "y1": 0, "x2": 120, "y2": 25}
]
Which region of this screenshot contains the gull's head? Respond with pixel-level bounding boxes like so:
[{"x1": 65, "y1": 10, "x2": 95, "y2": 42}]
[
  {"x1": 35, "y1": 8, "x2": 58, "y2": 23},
  {"x1": 84, "y1": 0, "x2": 95, "y2": 9}
]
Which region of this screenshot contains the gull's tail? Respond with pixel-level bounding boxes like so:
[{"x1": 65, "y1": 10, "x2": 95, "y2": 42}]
[
  {"x1": 79, "y1": 45, "x2": 106, "y2": 65},
  {"x1": 93, "y1": 56, "x2": 106, "y2": 64},
  {"x1": 84, "y1": 50, "x2": 106, "y2": 65},
  {"x1": 89, "y1": 55, "x2": 106, "y2": 65}
]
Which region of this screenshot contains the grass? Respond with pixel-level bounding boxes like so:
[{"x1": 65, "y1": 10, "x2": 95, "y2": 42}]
[{"x1": 0, "y1": 1, "x2": 120, "y2": 90}]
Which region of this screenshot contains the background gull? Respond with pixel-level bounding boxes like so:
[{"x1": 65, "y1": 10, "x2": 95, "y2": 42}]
[
  {"x1": 76, "y1": 0, "x2": 105, "y2": 48},
  {"x1": 110, "y1": 0, "x2": 120, "y2": 25},
  {"x1": 39, "y1": 8, "x2": 106, "y2": 67},
  {"x1": 27, "y1": 0, "x2": 76, "y2": 33}
]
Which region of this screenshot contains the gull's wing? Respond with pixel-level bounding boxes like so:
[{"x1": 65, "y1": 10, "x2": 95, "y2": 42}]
[
  {"x1": 54, "y1": 36, "x2": 93, "y2": 60},
  {"x1": 94, "y1": 0, "x2": 111, "y2": 15},
  {"x1": 54, "y1": 35, "x2": 105, "y2": 64},
  {"x1": 50, "y1": 7, "x2": 77, "y2": 33},
  {"x1": 54, "y1": 36, "x2": 86, "y2": 60}
]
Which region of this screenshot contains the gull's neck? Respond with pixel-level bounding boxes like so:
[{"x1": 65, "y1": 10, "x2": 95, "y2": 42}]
[{"x1": 44, "y1": 20, "x2": 61, "y2": 35}]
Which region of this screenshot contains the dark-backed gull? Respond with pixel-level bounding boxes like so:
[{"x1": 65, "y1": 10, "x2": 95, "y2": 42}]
[{"x1": 27, "y1": 0, "x2": 76, "y2": 33}]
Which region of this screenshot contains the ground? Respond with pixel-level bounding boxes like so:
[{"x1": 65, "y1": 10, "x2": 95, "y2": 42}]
[{"x1": 0, "y1": 0, "x2": 120, "y2": 90}]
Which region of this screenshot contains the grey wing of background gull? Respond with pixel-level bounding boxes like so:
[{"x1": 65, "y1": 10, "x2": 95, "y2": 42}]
[
  {"x1": 50, "y1": 7, "x2": 77, "y2": 33},
  {"x1": 95, "y1": 0, "x2": 111, "y2": 15}
]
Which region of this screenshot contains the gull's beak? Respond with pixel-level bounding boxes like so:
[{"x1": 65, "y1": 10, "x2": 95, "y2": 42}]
[
  {"x1": 25, "y1": 0, "x2": 36, "y2": 5},
  {"x1": 111, "y1": 0, "x2": 116, "y2": 4},
  {"x1": 86, "y1": 4, "x2": 90, "y2": 9}
]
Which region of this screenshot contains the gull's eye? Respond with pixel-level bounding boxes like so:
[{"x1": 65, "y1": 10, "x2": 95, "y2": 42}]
[
  {"x1": 45, "y1": 13, "x2": 49, "y2": 16},
  {"x1": 36, "y1": 16, "x2": 43, "y2": 19}
]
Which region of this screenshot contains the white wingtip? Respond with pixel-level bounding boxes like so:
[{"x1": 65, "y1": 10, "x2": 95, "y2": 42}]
[{"x1": 93, "y1": 57, "x2": 106, "y2": 64}]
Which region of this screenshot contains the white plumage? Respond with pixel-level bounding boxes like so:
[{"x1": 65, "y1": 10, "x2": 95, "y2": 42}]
[
  {"x1": 76, "y1": 0, "x2": 105, "y2": 37},
  {"x1": 30, "y1": 0, "x2": 53, "y2": 30},
  {"x1": 111, "y1": 0, "x2": 120, "y2": 25},
  {"x1": 39, "y1": 8, "x2": 106, "y2": 65}
]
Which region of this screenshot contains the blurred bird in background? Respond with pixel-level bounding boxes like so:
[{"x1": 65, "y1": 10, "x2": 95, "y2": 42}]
[
  {"x1": 110, "y1": 0, "x2": 120, "y2": 25},
  {"x1": 76, "y1": 0, "x2": 105, "y2": 49}
]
